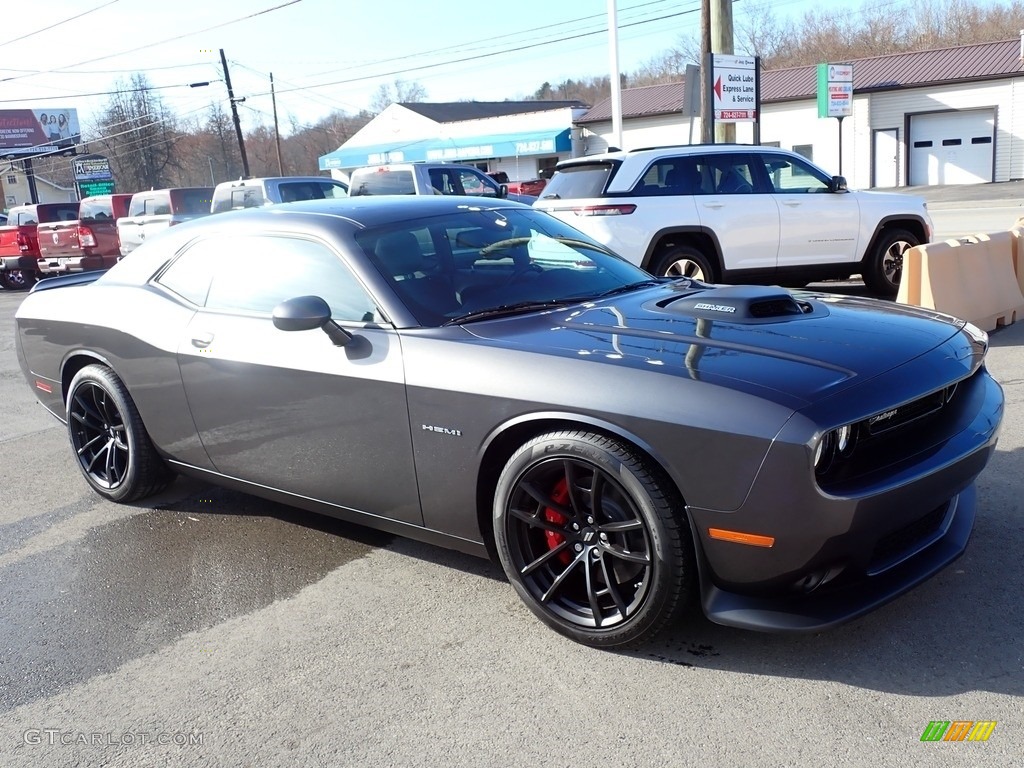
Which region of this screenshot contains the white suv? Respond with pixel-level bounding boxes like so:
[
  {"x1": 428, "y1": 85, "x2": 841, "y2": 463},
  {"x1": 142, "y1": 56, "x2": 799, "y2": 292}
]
[{"x1": 533, "y1": 145, "x2": 932, "y2": 296}]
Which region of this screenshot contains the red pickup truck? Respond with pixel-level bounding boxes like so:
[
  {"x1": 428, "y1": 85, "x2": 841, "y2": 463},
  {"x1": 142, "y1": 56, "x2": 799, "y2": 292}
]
[
  {"x1": 0, "y1": 202, "x2": 80, "y2": 290},
  {"x1": 37, "y1": 194, "x2": 132, "y2": 277}
]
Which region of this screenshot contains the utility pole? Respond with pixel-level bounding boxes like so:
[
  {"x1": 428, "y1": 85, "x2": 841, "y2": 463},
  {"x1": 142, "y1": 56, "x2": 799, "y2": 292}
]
[
  {"x1": 712, "y1": 0, "x2": 735, "y2": 144},
  {"x1": 607, "y1": 0, "x2": 623, "y2": 151},
  {"x1": 220, "y1": 48, "x2": 250, "y2": 179},
  {"x1": 700, "y1": 0, "x2": 713, "y2": 143},
  {"x1": 270, "y1": 72, "x2": 284, "y2": 176}
]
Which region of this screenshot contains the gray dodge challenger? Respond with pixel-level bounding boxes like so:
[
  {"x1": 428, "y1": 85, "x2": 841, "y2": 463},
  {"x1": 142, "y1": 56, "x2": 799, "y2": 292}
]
[{"x1": 15, "y1": 196, "x2": 1004, "y2": 648}]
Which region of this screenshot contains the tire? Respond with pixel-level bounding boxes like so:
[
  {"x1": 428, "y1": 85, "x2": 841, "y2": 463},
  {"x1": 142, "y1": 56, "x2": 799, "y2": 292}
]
[
  {"x1": 493, "y1": 430, "x2": 694, "y2": 648},
  {"x1": 863, "y1": 228, "x2": 919, "y2": 297},
  {"x1": 652, "y1": 246, "x2": 717, "y2": 283},
  {"x1": 66, "y1": 364, "x2": 174, "y2": 502},
  {"x1": 0, "y1": 269, "x2": 34, "y2": 291}
]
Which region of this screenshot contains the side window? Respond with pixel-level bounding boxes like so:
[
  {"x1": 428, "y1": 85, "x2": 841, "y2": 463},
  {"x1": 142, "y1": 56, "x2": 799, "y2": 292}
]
[
  {"x1": 429, "y1": 169, "x2": 456, "y2": 194},
  {"x1": 203, "y1": 236, "x2": 378, "y2": 322},
  {"x1": 18, "y1": 210, "x2": 38, "y2": 226},
  {"x1": 634, "y1": 157, "x2": 704, "y2": 196},
  {"x1": 155, "y1": 240, "x2": 217, "y2": 305},
  {"x1": 128, "y1": 197, "x2": 145, "y2": 217},
  {"x1": 758, "y1": 152, "x2": 831, "y2": 194},
  {"x1": 710, "y1": 156, "x2": 756, "y2": 194},
  {"x1": 148, "y1": 195, "x2": 171, "y2": 216},
  {"x1": 459, "y1": 169, "x2": 494, "y2": 196}
]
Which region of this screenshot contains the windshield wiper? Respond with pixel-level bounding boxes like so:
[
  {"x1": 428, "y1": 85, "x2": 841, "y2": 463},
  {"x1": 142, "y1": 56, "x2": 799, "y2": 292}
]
[
  {"x1": 443, "y1": 299, "x2": 575, "y2": 326},
  {"x1": 592, "y1": 279, "x2": 661, "y2": 298}
]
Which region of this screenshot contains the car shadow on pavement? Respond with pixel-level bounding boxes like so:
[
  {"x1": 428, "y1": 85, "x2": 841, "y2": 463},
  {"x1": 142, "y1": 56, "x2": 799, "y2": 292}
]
[{"x1": 632, "y1": 442, "x2": 1023, "y2": 699}]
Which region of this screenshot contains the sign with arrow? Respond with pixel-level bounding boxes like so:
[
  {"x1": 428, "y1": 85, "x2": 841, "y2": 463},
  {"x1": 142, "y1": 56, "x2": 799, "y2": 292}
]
[{"x1": 711, "y1": 54, "x2": 758, "y2": 121}]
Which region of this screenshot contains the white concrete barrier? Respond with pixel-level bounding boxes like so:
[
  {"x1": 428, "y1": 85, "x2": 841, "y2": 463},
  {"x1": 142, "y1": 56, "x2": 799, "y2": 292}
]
[{"x1": 897, "y1": 231, "x2": 1024, "y2": 332}]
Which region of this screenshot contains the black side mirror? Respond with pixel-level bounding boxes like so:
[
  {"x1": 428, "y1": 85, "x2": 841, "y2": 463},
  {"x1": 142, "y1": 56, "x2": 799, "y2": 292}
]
[
  {"x1": 498, "y1": 183, "x2": 508, "y2": 199},
  {"x1": 830, "y1": 175, "x2": 849, "y2": 193},
  {"x1": 272, "y1": 295, "x2": 352, "y2": 346}
]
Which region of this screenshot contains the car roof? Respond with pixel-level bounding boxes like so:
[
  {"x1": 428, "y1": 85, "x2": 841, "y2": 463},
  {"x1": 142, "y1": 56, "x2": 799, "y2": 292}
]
[{"x1": 557, "y1": 143, "x2": 783, "y2": 167}]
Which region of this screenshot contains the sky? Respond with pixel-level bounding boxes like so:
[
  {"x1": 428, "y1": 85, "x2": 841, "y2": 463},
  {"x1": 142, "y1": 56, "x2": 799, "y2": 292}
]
[{"x1": 0, "y1": 0, "x2": 1005, "y2": 142}]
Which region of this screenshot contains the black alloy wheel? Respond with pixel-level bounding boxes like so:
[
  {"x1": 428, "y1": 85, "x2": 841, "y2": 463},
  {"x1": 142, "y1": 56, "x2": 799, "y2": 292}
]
[
  {"x1": 494, "y1": 431, "x2": 693, "y2": 648},
  {"x1": 863, "y1": 228, "x2": 919, "y2": 297},
  {"x1": 67, "y1": 364, "x2": 173, "y2": 502}
]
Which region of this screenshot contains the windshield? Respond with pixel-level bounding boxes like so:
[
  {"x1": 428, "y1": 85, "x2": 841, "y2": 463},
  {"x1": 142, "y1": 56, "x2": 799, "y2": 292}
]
[{"x1": 354, "y1": 207, "x2": 652, "y2": 327}]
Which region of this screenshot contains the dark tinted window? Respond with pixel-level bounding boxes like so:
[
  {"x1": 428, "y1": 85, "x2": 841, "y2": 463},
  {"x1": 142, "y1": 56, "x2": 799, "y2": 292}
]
[
  {"x1": 171, "y1": 188, "x2": 214, "y2": 214},
  {"x1": 39, "y1": 203, "x2": 80, "y2": 222},
  {"x1": 634, "y1": 157, "x2": 705, "y2": 196},
  {"x1": 756, "y1": 152, "x2": 831, "y2": 193},
  {"x1": 350, "y1": 170, "x2": 415, "y2": 195},
  {"x1": 277, "y1": 180, "x2": 347, "y2": 202},
  {"x1": 539, "y1": 163, "x2": 615, "y2": 199}
]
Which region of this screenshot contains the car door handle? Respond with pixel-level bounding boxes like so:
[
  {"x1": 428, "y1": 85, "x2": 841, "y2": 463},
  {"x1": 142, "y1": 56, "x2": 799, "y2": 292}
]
[
  {"x1": 191, "y1": 332, "x2": 214, "y2": 348},
  {"x1": 781, "y1": 200, "x2": 803, "y2": 207},
  {"x1": 701, "y1": 202, "x2": 725, "y2": 209}
]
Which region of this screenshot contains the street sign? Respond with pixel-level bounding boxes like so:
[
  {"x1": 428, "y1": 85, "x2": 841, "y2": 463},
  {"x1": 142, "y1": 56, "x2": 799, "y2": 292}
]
[
  {"x1": 711, "y1": 54, "x2": 758, "y2": 121},
  {"x1": 73, "y1": 156, "x2": 113, "y2": 181},
  {"x1": 78, "y1": 179, "x2": 115, "y2": 197},
  {"x1": 817, "y1": 63, "x2": 854, "y2": 118}
]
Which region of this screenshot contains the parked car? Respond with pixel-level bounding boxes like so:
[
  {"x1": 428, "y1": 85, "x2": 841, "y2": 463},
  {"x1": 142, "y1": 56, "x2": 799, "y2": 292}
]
[
  {"x1": 0, "y1": 201, "x2": 80, "y2": 289},
  {"x1": 349, "y1": 162, "x2": 536, "y2": 204},
  {"x1": 533, "y1": 145, "x2": 933, "y2": 296},
  {"x1": 37, "y1": 193, "x2": 132, "y2": 276},
  {"x1": 209, "y1": 176, "x2": 348, "y2": 214},
  {"x1": 14, "y1": 197, "x2": 1002, "y2": 648},
  {"x1": 117, "y1": 187, "x2": 213, "y2": 258}
]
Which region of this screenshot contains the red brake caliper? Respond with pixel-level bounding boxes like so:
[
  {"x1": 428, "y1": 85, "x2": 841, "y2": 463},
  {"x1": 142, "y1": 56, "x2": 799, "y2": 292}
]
[{"x1": 544, "y1": 478, "x2": 573, "y2": 565}]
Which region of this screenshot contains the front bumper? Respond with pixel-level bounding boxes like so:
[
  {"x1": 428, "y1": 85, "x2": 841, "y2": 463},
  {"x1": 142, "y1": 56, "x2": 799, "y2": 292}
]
[{"x1": 687, "y1": 366, "x2": 1003, "y2": 633}]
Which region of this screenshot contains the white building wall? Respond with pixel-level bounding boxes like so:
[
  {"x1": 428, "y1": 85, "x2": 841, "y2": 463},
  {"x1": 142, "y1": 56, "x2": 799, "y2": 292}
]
[
  {"x1": 869, "y1": 79, "x2": 1021, "y2": 183},
  {"x1": 582, "y1": 75, "x2": 1024, "y2": 188}
]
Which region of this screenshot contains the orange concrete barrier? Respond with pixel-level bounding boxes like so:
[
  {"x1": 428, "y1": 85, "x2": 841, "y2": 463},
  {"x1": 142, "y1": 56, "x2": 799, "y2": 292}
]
[{"x1": 897, "y1": 231, "x2": 1024, "y2": 332}]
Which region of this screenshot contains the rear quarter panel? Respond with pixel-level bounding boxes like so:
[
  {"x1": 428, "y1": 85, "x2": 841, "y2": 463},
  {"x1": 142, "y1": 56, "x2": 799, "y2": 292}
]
[{"x1": 16, "y1": 283, "x2": 213, "y2": 468}]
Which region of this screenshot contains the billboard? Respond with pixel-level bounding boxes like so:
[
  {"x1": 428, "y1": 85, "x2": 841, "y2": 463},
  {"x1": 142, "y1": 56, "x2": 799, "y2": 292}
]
[{"x1": 0, "y1": 108, "x2": 81, "y2": 157}]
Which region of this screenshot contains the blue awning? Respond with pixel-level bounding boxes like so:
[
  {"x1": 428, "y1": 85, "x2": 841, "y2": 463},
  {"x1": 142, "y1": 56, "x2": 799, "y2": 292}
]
[{"x1": 319, "y1": 128, "x2": 572, "y2": 171}]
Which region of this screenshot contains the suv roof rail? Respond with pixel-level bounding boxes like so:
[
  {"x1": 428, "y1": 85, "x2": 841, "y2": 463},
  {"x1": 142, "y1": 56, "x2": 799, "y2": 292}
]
[{"x1": 626, "y1": 142, "x2": 758, "y2": 152}]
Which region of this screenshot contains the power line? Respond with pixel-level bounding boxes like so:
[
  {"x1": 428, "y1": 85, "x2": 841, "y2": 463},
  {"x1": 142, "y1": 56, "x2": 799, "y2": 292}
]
[
  {"x1": 0, "y1": 0, "x2": 120, "y2": 48},
  {"x1": 0, "y1": 80, "x2": 219, "y2": 105},
  {"x1": 253, "y1": 7, "x2": 701, "y2": 101},
  {"x1": 0, "y1": 0, "x2": 304, "y2": 84}
]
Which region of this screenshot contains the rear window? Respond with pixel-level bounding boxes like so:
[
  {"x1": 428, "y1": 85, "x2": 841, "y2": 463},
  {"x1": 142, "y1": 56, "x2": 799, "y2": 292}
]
[
  {"x1": 38, "y1": 203, "x2": 80, "y2": 223},
  {"x1": 170, "y1": 188, "x2": 214, "y2": 214},
  {"x1": 80, "y1": 198, "x2": 114, "y2": 221},
  {"x1": 277, "y1": 180, "x2": 348, "y2": 202},
  {"x1": 540, "y1": 164, "x2": 616, "y2": 200},
  {"x1": 350, "y1": 170, "x2": 415, "y2": 196}
]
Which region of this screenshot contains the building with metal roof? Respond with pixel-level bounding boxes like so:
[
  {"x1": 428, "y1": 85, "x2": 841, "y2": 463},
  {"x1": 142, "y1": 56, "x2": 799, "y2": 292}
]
[{"x1": 576, "y1": 38, "x2": 1024, "y2": 188}]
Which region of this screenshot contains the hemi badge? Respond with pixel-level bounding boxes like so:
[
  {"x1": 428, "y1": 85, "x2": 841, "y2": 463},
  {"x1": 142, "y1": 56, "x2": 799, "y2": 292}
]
[{"x1": 35, "y1": 380, "x2": 53, "y2": 393}]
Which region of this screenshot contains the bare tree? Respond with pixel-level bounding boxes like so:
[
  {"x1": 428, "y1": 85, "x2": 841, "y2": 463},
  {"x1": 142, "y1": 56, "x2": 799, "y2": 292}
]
[
  {"x1": 370, "y1": 79, "x2": 429, "y2": 113},
  {"x1": 94, "y1": 73, "x2": 182, "y2": 191}
]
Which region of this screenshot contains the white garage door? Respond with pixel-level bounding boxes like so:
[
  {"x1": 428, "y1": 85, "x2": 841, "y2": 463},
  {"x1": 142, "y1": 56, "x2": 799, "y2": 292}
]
[{"x1": 909, "y1": 109, "x2": 994, "y2": 185}]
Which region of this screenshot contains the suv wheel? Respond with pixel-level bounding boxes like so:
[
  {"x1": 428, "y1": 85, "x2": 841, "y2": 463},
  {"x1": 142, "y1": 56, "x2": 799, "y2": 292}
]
[
  {"x1": 652, "y1": 246, "x2": 717, "y2": 283},
  {"x1": 863, "y1": 228, "x2": 919, "y2": 297}
]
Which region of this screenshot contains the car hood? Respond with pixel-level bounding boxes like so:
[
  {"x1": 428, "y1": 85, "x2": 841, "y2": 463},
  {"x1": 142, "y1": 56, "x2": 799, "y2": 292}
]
[{"x1": 461, "y1": 283, "x2": 966, "y2": 409}]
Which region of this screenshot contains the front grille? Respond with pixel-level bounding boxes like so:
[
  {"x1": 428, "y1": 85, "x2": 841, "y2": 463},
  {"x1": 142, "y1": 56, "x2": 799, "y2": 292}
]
[
  {"x1": 863, "y1": 387, "x2": 951, "y2": 436},
  {"x1": 868, "y1": 502, "x2": 950, "y2": 575}
]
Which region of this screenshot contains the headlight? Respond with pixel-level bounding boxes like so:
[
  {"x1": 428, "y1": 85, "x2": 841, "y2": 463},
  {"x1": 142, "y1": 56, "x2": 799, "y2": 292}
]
[{"x1": 814, "y1": 423, "x2": 856, "y2": 474}]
